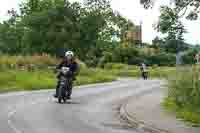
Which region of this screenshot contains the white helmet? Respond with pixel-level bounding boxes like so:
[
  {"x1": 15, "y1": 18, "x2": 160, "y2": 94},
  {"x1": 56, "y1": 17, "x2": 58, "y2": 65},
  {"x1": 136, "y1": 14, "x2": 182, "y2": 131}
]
[{"x1": 65, "y1": 51, "x2": 74, "y2": 57}]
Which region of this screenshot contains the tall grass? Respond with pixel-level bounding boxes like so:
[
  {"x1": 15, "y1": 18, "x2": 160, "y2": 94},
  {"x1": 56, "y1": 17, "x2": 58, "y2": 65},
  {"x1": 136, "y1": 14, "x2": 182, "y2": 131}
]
[
  {"x1": 0, "y1": 54, "x2": 58, "y2": 69},
  {"x1": 164, "y1": 65, "x2": 200, "y2": 125},
  {"x1": 0, "y1": 55, "x2": 116, "y2": 92},
  {"x1": 0, "y1": 68, "x2": 116, "y2": 93},
  {"x1": 168, "y1": 65, "x2": 200, "y2": 107},
  {"x1": 0, "y1": 56, "x2": 175, "y2": 93}
]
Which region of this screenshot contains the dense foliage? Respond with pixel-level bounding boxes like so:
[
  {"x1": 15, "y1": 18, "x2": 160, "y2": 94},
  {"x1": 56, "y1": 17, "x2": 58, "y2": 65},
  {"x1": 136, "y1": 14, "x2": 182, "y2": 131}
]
[
  {"x1": 141, "y1": 0, "x2": 200, "y2": 20},
  {"x1": 3, "y1": 0, "x2": 194, "y2": 67},
  {"x1": 0, "y1": 0, "x2": 129, "y2": 59}
]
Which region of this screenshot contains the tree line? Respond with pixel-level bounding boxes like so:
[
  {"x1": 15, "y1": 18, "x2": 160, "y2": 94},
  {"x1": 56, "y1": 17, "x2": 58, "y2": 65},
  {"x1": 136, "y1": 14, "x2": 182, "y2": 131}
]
[
  {"x1": 0, "y1": 0, "x2": 133, "y2": 59},
  {"x1": 0, "y1": 0, "x2": 198, "y2": 66}
]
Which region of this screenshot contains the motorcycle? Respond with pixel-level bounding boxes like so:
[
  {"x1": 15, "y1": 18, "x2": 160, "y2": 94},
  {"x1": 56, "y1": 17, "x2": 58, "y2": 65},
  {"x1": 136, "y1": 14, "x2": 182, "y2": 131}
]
[
  {"x1": 142, "y1": 71, "x2": 148, "y2": 80},
  {"x1": 140, "y1": 64, "x2": 148, "y2": 80},
  {"x1": 57, "y1": 67, "x2": 72, "y2": 103}
]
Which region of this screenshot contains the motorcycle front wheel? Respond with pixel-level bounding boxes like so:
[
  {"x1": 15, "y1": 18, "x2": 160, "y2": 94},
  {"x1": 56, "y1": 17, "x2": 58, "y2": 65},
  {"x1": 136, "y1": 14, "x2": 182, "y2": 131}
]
[{"x1": 58, "y1": 86, "x2": 63, "y2": 103}]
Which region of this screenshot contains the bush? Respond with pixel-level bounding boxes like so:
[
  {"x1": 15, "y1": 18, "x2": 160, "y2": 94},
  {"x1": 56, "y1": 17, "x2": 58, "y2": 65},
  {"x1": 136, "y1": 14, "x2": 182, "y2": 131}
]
[
  {"x1": 127, "y1": 56, "x2": 144, "y2": 65},
  {"x1": 112, "y1": 45, "x2": 139, "y2": 63},
  {"x1": 98, "y1": 52, "x2": 113, "y2": 68},
  {"x1": 85, "y1": 42, "x2": 176, "y2": 67},
  {"x1": 146, "y1": 53, "x2": 176, "y2": 66},
  {"x1": 182, "y1": 49, "x2": 198, "y2": 64}
]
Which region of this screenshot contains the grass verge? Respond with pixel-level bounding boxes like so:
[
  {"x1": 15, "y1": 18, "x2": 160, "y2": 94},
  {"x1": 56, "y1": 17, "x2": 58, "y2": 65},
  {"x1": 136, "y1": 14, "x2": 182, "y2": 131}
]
[
  {"x1": 162, "y1": 65, "x2": 200, "y2": 126},
  {"x1": 0, "y1": 63, "x2": 175, "y2": 93},
  {"x1": 0, "y1": 68, "x2": 116, "y2": 93},
  {"x1": 163, "y1": 97, "x2": 200, "y2": 126}
]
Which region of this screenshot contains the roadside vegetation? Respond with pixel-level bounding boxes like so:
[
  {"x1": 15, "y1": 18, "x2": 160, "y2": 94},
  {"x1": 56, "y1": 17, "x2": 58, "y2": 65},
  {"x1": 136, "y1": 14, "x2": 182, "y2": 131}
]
[
  {"x1": 0, "y1": 55, "x2": 175, "y2": 93},
  {"x1": 0, "y1": 55, "x2": 116, "y2": 92},
  {"x1": 0, "y1": 68, "x2": 116, "y2": 93},
  {"x1": 163, "y1": 65, "x2": 200, "y2": 126}
]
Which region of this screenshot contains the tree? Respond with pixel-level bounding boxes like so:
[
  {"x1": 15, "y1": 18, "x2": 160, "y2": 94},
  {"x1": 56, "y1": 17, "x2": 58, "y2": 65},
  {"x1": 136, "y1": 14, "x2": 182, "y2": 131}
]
[
  {"x1": 0, "y1": 0, "x2": 131, "y2": 64},
  {"x1": 182, "y1": 49, "x2": 198, "y2": 64},
  {"x1": 151, "y1": 36, "x2": 165, "y2": 49},
  {"x1": 153, "y1": 6, "x2": 187, "y2": 53},
  {"x1": 140, "y1": 0, "x2": 200, "y2": 20},
  {"x1": 156, "y1": 6, "x2": 186, "y2": 39}
]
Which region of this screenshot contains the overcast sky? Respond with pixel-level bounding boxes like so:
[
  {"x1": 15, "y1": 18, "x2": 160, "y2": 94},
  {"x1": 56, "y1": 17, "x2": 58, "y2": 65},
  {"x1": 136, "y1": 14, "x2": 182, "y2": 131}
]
[{"x1": 0, "y1": 0, "x2": 200, "y2": 44}]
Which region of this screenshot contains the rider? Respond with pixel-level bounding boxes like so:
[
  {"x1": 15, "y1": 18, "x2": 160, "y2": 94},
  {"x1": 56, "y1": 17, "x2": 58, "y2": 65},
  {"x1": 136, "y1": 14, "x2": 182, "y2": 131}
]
[
  {"x1": 140, "y1": 62, "x2": 148, "y2": 80},
  {"x1": 54, "y1": 51, "x2": 79, "y2": 99}
]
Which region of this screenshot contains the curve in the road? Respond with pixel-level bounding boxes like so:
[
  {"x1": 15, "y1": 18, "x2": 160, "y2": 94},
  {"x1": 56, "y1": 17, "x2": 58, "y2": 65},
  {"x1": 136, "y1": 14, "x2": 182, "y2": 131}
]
[{"x1": 0, "y1": 79, "x2": 164, "y2": 133}]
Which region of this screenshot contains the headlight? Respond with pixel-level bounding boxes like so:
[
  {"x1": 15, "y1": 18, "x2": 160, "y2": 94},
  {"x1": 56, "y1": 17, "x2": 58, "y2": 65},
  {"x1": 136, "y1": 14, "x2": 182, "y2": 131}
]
[{"x1": 61, "y1": 67, "x2": 69, "y2": 74}]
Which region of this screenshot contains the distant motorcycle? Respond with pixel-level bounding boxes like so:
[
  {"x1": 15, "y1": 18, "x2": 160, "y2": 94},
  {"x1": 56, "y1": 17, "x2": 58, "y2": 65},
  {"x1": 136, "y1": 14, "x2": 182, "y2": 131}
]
[
  {"x1": 142, "y1": 71, "x2": 148, "y2": 80},
  {"x1": 57, "y1": 67, "x2": 72, "y2": 103},
  {"x1": 140, "y1": 63, "x2": 148, "y2": 80}
]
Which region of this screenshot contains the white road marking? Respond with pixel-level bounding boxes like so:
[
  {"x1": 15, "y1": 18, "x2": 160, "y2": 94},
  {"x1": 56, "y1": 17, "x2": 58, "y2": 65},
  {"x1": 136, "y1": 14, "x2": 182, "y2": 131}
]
[
  {"x1": 8, "y1": 107, "x2": 22, "y2": 133},
  {"x1": 7, "y1": 96, "x2": 50, "y2": 133},
  {"x1": 8, "y1": 110, "x2": 16, "y2": 118},
  {"x1": 8, "y1": 119, "x2": 22, "y2": 133}
]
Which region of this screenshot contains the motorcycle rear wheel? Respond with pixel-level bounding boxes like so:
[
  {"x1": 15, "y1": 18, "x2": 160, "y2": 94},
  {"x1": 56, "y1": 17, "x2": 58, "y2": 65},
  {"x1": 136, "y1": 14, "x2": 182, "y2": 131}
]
[{"x1": 58, "y1": 98, "x2": 62, "y2": 103}]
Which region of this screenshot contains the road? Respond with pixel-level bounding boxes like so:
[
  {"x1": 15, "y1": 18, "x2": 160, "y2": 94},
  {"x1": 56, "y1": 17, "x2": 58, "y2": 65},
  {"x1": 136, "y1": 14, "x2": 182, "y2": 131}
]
[{"x1": 0, "y1": 79, "x2": 164, "y2": 133}]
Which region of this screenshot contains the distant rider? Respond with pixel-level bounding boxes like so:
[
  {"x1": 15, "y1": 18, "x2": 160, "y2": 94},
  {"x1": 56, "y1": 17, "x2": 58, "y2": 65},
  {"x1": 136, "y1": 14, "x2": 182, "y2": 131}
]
[{"x1": 140, "y1": 63, "x2": 148, "y2": 80}]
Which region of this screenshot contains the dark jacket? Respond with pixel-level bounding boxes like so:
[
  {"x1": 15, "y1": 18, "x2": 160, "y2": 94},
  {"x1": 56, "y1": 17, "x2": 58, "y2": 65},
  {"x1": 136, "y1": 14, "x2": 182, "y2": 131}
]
[
  {"x1": 140, "y1": 64, "x2": 147, "y2": 73},
  {"x1": 56, "y1": 60, "x2": 79, "y2": 79}
]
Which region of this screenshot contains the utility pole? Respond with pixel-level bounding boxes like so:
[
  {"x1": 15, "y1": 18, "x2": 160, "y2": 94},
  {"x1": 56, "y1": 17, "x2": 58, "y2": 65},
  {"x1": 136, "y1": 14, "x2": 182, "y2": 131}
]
[{"x1": 139, "y1": 20, "x2": 143, "y2": 48}]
